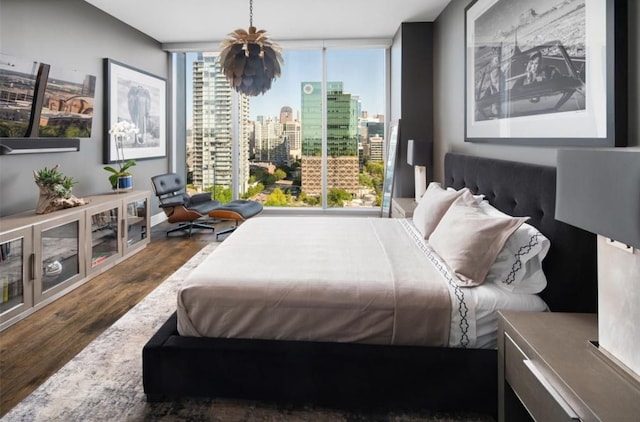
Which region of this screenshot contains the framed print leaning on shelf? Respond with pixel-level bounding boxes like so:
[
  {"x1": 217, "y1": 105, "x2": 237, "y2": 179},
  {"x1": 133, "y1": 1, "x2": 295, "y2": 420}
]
[
  {"x1": 104, "y1": 59, "x2": 167, "y2": 163},
  {"x1": 464, "y1": 0, "x2": 627, "y2": 147}
]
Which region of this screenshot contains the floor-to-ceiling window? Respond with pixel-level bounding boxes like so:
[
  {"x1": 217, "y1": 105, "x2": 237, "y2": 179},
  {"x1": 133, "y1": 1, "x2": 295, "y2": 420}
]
[{"x1": 184, "y1": 42, "x2": 388, "y2": 210}]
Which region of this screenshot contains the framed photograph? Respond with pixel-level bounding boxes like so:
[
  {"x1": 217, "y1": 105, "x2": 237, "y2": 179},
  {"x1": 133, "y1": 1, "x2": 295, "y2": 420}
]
[
  {"x1": 381, "y1": 120, "x2": 400, "y2": 218},
  {"x1": 104, "y1": 59, "x2": 167, "y2": 163},
  {"x1": 464, "y1": 0, "x2": 626, "y2": 146}
]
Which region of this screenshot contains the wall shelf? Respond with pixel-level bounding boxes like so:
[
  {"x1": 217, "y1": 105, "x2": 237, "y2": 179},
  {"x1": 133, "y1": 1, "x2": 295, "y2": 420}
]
[{"x1": 0, "y1": 138, "x2": 80, "y2": 155}]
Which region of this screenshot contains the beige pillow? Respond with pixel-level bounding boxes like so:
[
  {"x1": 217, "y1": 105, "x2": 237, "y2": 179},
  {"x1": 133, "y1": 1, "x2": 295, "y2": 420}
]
[
  {"x1": 429, "y1": 191, "x2": 529, "y2": 286},
  {"x1": 412, "y1": 182, "x2": 468, "y2": 239}
]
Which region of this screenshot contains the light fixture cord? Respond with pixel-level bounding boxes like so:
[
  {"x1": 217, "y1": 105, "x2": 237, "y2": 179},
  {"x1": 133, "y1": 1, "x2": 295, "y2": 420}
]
[{"x1": 249, "y1": 0, "x2": 253, "y2": 28}]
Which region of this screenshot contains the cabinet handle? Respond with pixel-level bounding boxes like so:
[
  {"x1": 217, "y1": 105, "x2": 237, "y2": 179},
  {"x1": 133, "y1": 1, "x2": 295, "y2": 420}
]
[
  {"x1": 523, "y1": 359, "x2": 580, "y2": 420},
  {"x1": 29, "y1": 253, "x2": 35, "y2": 281}
]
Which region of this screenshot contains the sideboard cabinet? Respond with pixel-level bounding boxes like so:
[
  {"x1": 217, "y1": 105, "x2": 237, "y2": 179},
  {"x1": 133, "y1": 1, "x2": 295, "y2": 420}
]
[{"x1": 0, "y1": 190, "x2": 150, "y2": 330}]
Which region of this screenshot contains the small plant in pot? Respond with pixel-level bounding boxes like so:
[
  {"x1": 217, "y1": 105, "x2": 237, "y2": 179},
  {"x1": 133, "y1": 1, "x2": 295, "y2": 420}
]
[
  {"x1": 33, "y1": 164, "x2": 87, "y2": 214},
  {"x1": 105, "y1": 121, "x2": 138, "y2": 191}
]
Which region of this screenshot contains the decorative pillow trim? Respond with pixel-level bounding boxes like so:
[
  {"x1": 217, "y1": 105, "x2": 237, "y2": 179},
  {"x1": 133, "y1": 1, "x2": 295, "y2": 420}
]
[
  {"x1": 503, "y1": 232, "x2": 543, "y2": 285},
  {"x1": 400, "y1": 219, "x2": 470, "y2": 348}
]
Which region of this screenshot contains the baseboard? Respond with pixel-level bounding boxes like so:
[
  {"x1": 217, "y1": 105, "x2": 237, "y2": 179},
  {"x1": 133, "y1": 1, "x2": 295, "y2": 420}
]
[{"x1": 150, "y1": 212, "x2": 168, "y2": 227}]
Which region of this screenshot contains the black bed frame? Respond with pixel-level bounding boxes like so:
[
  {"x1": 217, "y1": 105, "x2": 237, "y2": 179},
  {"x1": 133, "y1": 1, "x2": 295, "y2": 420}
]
[{"x1": 143, "y1": 153, "x2": 597, "y2": 417}]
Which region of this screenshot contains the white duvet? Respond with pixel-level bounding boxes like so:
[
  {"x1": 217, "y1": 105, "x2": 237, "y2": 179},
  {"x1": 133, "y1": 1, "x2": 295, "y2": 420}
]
[{"x1": 177, "y1": 216, "x2": 548, "y2": 349}]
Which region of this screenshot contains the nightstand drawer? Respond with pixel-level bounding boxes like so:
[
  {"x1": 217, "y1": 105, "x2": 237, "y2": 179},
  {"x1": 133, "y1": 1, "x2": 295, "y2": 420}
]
[
  {"x1": 391, "y1": 198, "x2": 416, "y2": 218},
  {"x1": 504, "y1": 332, "x2": 580, "y2": 422}
]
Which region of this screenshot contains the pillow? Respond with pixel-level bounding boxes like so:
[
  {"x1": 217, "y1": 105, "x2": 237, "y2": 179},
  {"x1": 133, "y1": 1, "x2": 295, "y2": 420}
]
[
  {"x1": 479, "y1": 201, "x2": 550, "y2": 294},
  {"x1": 412, "y1": 182, "x2": 468, "y2": 239},
  {"x1": 446, "y1": 187, "x2": 485, "y2": 203},
  {"x1": 428, "y1": 192, "x2": 529, "y2": 286}
]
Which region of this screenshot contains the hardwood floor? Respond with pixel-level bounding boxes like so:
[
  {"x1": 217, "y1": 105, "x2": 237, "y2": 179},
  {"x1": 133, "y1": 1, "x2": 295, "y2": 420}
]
[{"x1": 0, "y1": 221, "x2": 228, "y2": 417}]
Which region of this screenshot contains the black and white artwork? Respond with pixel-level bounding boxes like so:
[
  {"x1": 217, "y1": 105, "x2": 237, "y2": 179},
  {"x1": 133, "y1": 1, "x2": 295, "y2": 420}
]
[
  {"x1": 465, "y1": 0, "x2": 626, "y2": 146},
  {"x1": 104, "y1": 59, "x2": 166, "y2": 163}
]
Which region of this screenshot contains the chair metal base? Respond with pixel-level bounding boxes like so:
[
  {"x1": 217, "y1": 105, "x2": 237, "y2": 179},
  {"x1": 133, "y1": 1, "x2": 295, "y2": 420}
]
[
  {"x1": 206, "y1": 219, "x2": 238, "y2": 240},
  {"x1": 214, "y1": 225, "x2": 237, "y2": 240},
  {"x1": 166, "y1": 221, "x2": 215, "y2": 237}
]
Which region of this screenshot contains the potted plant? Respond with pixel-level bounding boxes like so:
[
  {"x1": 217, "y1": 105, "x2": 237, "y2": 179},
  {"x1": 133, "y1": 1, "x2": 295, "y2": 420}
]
[
  {"x1": 33, "y1": 164, "x2": 87, "y2": 214},
  {"x1": 104, "y1": 121, "x2": 139, "y2": 191}
]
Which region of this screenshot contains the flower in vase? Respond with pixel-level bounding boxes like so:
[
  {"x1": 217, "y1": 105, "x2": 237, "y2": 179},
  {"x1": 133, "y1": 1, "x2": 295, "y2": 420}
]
[{"x1": 104, "y1": 121, "x2": 139, "y2": 189}]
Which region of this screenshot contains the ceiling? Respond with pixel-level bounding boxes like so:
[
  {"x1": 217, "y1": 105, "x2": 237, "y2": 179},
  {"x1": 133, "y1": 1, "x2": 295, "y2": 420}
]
[{"x1": 82, "y1": 0, "x2": 452, "y2": 45}]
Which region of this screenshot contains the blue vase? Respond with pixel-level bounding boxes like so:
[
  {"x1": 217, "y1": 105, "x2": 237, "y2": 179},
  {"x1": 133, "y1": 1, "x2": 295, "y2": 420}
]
[{"x1": 117, "y1": 175, "x2": 133, "y2": 190}]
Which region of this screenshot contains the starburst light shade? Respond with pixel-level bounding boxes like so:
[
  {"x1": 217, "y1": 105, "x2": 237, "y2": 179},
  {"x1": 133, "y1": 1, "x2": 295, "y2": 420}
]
[{"x1": 219, "y1": 1, "x2": 283, "y2": 97}]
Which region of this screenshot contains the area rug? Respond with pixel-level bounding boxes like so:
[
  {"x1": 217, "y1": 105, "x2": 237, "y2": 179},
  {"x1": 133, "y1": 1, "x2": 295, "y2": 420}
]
[{"x1": 2, "y1": 242, "x2": 495, "y2": 422}]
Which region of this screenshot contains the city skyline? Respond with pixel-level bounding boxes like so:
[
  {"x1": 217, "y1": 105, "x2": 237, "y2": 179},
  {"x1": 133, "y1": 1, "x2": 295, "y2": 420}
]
[{"x1": 186, "y1": 48, "x2": 386, "y2": 126}]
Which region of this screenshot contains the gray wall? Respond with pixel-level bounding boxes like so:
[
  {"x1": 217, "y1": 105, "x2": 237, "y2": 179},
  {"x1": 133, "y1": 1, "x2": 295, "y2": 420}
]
[
  {"x1": 433, "y1": 0, "x2": 640, "y2": 182},
  {"x1": 0, "y1": 0, "x2": 170, "y2": 217}
]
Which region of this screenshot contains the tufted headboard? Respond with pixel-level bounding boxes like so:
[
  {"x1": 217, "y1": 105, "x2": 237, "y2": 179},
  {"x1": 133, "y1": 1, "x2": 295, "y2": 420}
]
[{"x1": 444, "y1": 153, "x2": 597, "y2": 313}]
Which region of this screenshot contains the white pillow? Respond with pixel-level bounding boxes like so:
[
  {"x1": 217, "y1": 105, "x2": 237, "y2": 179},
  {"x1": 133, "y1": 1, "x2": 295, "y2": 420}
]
[
  {"x1": 412, "y1": 182, "x2": 468, "y2": 239},
  {"x1": 479, "y1": 201, "x2": 550, "y2": 294},
  {"x1": 429, "y1": 191, "x2": 528, "y2": 287},
  {"x1": 446, "y1": 187, "x2": 485, "y2": 203}
]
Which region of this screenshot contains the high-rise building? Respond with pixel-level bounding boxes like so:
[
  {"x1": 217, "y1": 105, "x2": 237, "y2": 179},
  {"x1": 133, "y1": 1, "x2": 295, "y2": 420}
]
[
  {"x1": 361, "y1": 120, "x2": 385, "y2": 162},
  {"x1": 280, "y1": 106, "x2": 301, "y2": 160},
  {"x1": 368, "y1": 134, "x2": 384, "y2": 162},
  {"x1": 300, "y1": 82, "x2": 359, "y2": 197},
  {"x1": 301, "y1": 82, "x2": 358, "y2": 157},
  {"x1": 254, "y1": 116, "x2": 288, "y2": 165},
  {"x1": 191, "y1": 52, "x2": 250, "y2": 194}
]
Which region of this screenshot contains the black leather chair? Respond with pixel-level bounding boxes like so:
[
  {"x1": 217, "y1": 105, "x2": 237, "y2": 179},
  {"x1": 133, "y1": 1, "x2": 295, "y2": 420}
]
[
  {"x1": 151, "y1": 173, "x2": 221, "y2": 236},
  {"x1": 151, "y1": 173, "x2": 263, "y2": 238}
]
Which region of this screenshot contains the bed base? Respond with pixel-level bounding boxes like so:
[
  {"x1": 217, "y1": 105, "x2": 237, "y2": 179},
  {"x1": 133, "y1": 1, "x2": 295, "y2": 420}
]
[{"x1": 144, "y1": 312, "x2": 497, "y2": 415}]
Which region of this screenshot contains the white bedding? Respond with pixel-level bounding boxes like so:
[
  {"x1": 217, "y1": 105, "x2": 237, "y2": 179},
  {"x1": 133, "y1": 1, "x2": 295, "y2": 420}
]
[{"x1": 177, "y1": 217, "x2": 548, "y2": 349}]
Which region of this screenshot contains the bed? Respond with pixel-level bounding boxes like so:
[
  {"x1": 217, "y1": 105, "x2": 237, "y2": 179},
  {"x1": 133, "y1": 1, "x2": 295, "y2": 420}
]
[{"x1": 143, "y1": 153, "x2": 598, "y2": 416}]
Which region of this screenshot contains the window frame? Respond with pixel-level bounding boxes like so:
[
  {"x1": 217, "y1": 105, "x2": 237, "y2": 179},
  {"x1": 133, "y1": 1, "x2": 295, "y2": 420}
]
[{"x1": 169, "y1": 39, "x2": 392, "y2": 215}]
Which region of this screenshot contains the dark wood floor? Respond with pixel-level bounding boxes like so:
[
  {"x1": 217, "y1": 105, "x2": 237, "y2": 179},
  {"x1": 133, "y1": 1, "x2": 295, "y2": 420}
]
[{"x1": 0, "y1": 221, "x2": 228, "y2": 417}]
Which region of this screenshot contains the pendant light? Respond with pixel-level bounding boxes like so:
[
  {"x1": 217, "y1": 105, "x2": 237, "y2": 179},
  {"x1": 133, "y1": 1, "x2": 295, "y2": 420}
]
[{"x1": 219, "y1": 0, "x2": 283, "y2": 96}]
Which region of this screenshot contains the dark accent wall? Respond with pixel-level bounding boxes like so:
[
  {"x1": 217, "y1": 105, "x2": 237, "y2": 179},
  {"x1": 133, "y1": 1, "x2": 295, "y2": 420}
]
[
  {"x1": 391, "y1": 22, "x2": 434, "y2": 198},
  {"x1": 432, "y1": 0, "x2": 639, "y2": 182},
  {"x1": 0, "y1": 0, "x2": 170, "y2": 217}
]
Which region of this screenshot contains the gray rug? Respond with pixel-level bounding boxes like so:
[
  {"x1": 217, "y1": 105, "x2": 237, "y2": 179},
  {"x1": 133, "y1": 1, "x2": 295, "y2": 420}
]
[{"x1": 2, "y1": 242, "x2": 494, "y2": 422}]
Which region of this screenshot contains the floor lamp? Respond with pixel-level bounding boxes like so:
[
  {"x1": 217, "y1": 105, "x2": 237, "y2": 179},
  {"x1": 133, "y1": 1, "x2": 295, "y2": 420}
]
[{"x1": 407, "y1": 139, "x2": 433, "y2": 202}]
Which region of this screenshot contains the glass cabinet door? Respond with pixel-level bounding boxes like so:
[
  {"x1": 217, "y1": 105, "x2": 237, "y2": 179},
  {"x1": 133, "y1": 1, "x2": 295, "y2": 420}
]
[
  {"x1": 0, "y1": 228, "x2": 33, "y2": 327},
  {"x1": 34, "y1": 214, "x2": 85, "y2": 303},
  {"x1": 89, "y1": 206, "x2": 120, "y2": 269},
  {"x1": 124, "y1": 194, "x2": 149, "y2": 252}
]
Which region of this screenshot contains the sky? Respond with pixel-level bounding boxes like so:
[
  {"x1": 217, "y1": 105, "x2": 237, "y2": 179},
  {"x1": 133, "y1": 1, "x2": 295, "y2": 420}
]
[{"x1": 186, "y1": 48, "x2": 386, "y2": 126}]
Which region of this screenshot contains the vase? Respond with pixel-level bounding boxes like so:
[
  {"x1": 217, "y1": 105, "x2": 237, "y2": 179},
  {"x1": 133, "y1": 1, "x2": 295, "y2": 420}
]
[{"x1": 117, "y1": 175, "x2": 133, "y2": 191}]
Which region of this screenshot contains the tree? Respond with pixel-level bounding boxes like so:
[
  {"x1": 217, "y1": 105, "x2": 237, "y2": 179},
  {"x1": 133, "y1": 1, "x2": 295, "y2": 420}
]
[
  {"x1": 242, "y1": 182, "x2": 265, "y2": 199},
  {"x1": 263, "y1": 174, "x2": 277, "y2": 186},
  {"x1": 366, "y1": 161, "x2": 384, "y2": 178},
  {"x1": 206, "y1": 185, "x2": 232, "y2": 203},
  {"x1": 252, "y1": 167, "x2": 269, "y2": 183},
  {"x1": 328, "y1": 188, "x2": 352, "y2": 207},
  {"x1": 274, "y1": 168, "x2": 286, "y2": 181},
  {"x1": 359, "y1": 172, "x2": 373, "y2": 189},
  {"x1": 265, "y1": 188, "x2": 289, "y2": 206},
  {"x1": 305, "y1": 195, "x2": 319, "y2": 206}
]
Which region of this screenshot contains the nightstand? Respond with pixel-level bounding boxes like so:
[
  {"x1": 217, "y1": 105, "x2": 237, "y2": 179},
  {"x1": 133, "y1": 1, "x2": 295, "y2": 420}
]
[
  {"x1": 391, "y1": 197, "x2": 417, "y2": 218},
  {"x1": 498, "y1": 311, "x2": 640, "y2": 422}
]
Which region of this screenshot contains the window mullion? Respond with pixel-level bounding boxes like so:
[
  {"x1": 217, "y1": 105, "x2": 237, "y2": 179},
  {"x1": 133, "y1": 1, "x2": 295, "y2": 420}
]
[
  {"x1": 321, "y1": 47, "x2": 328, "y2": 209},
  {"x1": 231, "y1": 90, "x2": 239, "y2": 200}
]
